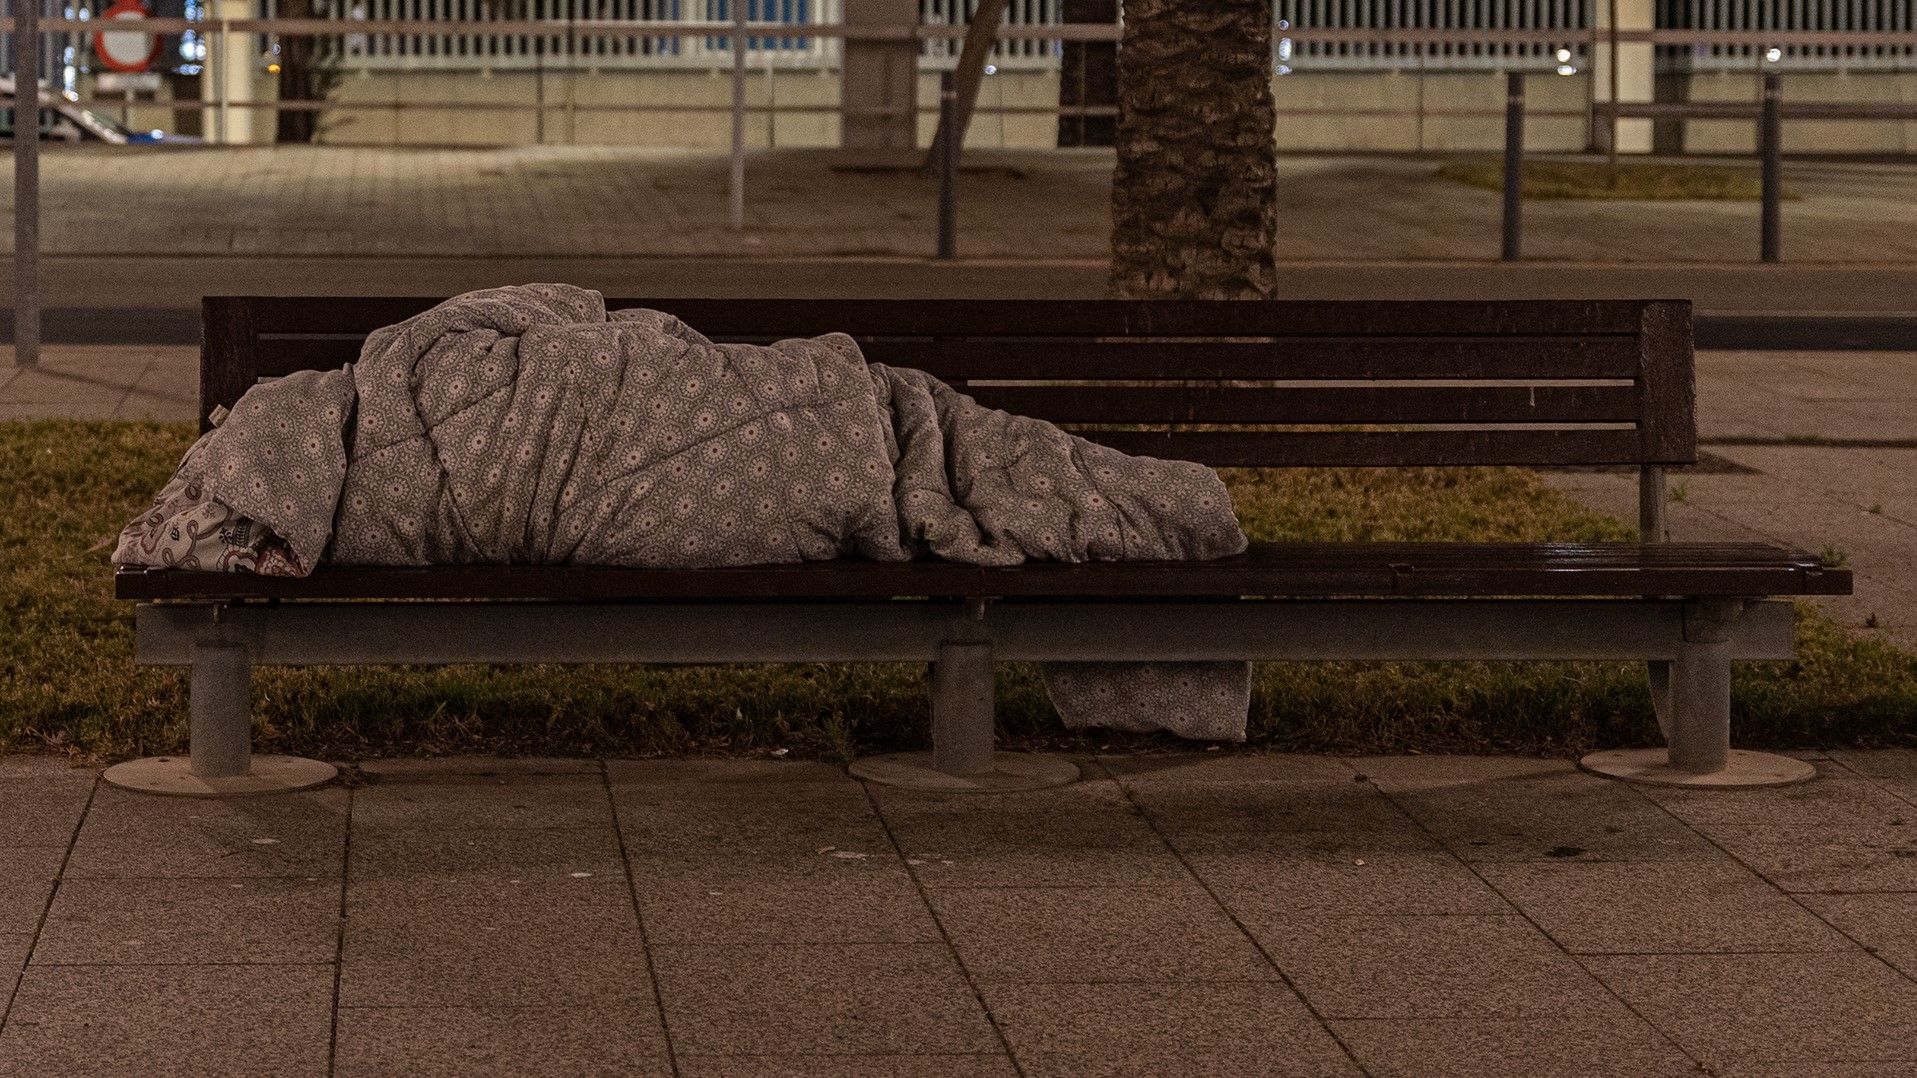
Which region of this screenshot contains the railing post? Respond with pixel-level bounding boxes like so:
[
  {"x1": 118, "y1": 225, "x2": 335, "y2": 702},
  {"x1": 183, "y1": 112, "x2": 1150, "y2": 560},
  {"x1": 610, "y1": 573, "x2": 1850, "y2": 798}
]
[
  {"x1": 13, "y1": 0, "x2": 40, "y2": 369},
  {"x1": 1760, "y1": 71, "x2": 1782, "y2": 264},
  {"x1": 937, "y1": 69, "x2": 957, "y2": 260},
  {"x1": 729, "y1": 0, "x2": 747, "y2": 230},
  {"x1": 1502, "y1": 69, "x2": 1524, "y2": 263}
]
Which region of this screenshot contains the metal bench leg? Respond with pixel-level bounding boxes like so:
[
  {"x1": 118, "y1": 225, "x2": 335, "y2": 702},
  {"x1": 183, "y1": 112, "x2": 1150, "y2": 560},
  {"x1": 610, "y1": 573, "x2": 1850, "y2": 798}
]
[
  {"x1": 848, "y1": 639, "x2": 1079, "y2": 793},
  {"x1": 930, "y1": 641, "x2": 997, "y2": 777},
  {"x1": 1581, "y1": 601, "x2": 1813, "y2": 789},
  {"x1": 191, "y1": 641, "x2": 254, "y2": 779},
  {"x1": 104, "y1": 640, "x2": 337, "y2": 798}
]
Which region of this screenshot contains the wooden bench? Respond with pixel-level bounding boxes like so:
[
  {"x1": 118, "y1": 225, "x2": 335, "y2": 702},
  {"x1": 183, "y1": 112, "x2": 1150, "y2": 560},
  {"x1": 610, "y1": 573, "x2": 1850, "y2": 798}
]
[{"x1": 108, "y1": 296, "x2": 1851, "y2": 796}]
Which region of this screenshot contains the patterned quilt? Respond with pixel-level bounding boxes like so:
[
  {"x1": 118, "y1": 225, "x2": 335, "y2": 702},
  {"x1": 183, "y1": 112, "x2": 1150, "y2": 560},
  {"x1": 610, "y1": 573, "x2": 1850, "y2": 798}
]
[{"x1": 116, "y1": 285, "x2": 1252, "y2": 739}]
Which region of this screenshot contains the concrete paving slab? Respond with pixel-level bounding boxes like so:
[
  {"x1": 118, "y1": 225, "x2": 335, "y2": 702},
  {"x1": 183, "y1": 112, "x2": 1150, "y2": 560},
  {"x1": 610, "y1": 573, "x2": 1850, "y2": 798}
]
[
  {"x1": 0, "y1": 756, "x2": 96, "y2": 783},
  {"x1": 675, "y1": 1054, "x2": 1019, "y2": 1077},
  {"x1": 1831, "y1": 749, "x2": 1917, "y2": 806},
  {"x1": 1329, "y1": 1015, "x2": 1699, "y2": 1078},
  {"x1": 1115, "y1": 774, "x2": 1438, "y2": 858},
  {"x1": 1715, "y1": 1064, "x2": 1917, "y2": 1077},
  {"x1": 343, "y1": 889, "x2": 645, "y2": 963},
  {"x1": 1364, "y1": 763, "x2": 1724, "y2": 863},
  {"x1": 636, "y1": 866, "x2": 941, "y2": 946},
  {"x1": 1476, "y1": 860, "x2": 1852, "y2": 954},
  {"x1": 1584, "y1": 951, "x2": 1917, "y2": 1066},
  {"x1": 650, "y1": 943, "x2": 1001, "y2": 1056},
  {"x1": 868, "y1": 778, "x2": 1189, "y2": 888},
  {"x1": 359, "y1": 756, "x2": 603, "y2": 777},
  {"x1": 0, "y1": 762, "x2": 93, "y2": 849},
  {"x1": 608, "y1": 759, "x2": 854, "y2": 787},
  {"x1": 349, "y1": 825, "x2": 627, "y2": 879},
  {"x1": 1100, "y1": 753, "x2": 1359, "y2": 786},
  {"x1": 33, "y1": 877, "x2": 340, "y2": 966},
  {"x1": 1640, "y1": 778, "x2": 1917, "y2": 892},
  {"x1": 1798, "y1": 894, "x2": 1917, "y2": 980},
  {"x1": 352, "y1": 771, "x2": 613, "y2": 830},
  {"x1": 1255, "y1": 914, "x2": 1623, "y2": 1019},
  {"x1": 1196, "y1": 851, "x2": 1512, "y2": 919},
  {"x1": 347, "y1": 870, "x2": 635, "y2": 912},
  {"x1": 64, "y1": 785, "x2": 347, "y2": 879},
  {"x1": 984, "y1": 982, "x2": 1355, "y2": 1077},
  {"x1": 0, "y1": 963, "x2": 334, "y2": 1077},
  {"x1": 611, "y1": 778, "x2": 898, "y2": 861},
  {"x1": 927, "y1": 885, "x2": 1277, "y2": 984},
  {"x1": 339, "y1": 948, "x2": 659, "y2": 1010},
  {"x1": 334, "y1": 1005, "x2": 671, "y2": 1077},
  {"x1": 114, "y1": 358, "x2": 196, "y2": 423},
  {"x1": 0, "y1": 847, "x2": 62, "y2": 931},
  {"x1": 0, "y1": 933, "x2": 32, "y2": 1015}
]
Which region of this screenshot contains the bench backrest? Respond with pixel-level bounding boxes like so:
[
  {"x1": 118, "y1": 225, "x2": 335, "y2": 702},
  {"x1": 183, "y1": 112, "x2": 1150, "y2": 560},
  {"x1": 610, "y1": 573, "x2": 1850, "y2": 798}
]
[{"x1": 202, "y1": 297, "x2": 1695, "y2": 469}]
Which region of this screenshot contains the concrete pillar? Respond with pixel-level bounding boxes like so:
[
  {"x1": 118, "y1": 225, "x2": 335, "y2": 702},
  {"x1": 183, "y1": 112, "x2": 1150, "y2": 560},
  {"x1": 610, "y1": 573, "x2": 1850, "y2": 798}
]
[
  {"x1": 840, "y1": 0, "x2": 918, "y2": 150},
  {"x1": 199, "y1": 0, "x2": 257, "y2": 144},
  {"x1": 1593, "y1": 0, "x2": 1654, "y2": 153}
]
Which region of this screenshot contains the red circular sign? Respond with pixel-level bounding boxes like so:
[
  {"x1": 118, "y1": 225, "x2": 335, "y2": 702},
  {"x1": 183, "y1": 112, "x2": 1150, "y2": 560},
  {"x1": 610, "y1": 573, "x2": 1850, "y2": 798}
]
[{"x1": 94, "y1": 0, "x2": 162, "y2": 74}]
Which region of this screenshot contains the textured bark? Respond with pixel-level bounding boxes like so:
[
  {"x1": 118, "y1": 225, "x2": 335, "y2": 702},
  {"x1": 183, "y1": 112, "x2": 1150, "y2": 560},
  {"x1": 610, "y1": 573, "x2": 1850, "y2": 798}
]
[
  {"x1": 1110, "y1": 0, "x2": 1278, "y2": 299},
  {"x1": 1057, "y1": 0, "x2": 1117, "y2": 147}
]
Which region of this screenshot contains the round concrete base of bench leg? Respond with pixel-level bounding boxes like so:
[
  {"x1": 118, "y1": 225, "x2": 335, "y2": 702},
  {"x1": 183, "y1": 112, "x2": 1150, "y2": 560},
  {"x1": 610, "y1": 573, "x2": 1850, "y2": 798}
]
[
  {"x1": 1578, "y1": 748, "x2": 1816, "y2": 789},
  {"x1": 848, "y1": 751, "x2": 1080, "y2": 793},
  {"x1": 103, "y1": 755, "x2": 339, "y2": 798}
]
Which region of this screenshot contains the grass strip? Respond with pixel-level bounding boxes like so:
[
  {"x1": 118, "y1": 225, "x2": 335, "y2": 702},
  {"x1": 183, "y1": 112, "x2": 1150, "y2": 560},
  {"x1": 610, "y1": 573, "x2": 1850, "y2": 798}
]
[{"x1": 3, "y1": 420, "x2": 1911, "y2": 761}]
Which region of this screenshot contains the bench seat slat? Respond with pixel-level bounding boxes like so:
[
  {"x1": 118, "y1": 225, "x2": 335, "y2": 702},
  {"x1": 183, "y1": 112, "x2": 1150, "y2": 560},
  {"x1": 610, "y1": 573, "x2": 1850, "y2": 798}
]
[
  {"x1": 234, "y1": 297, "x2": 1654, "y2": 339},
  {"x1": 1078, "y1": 428, "x2": 1652, "y2": 467},
  {"x1": 965, "y1": 384, "x2": 1641, "y2": 426},
  {"x1": 116, "y1": 542, "x2": 1850, "y2": 602},
  {"x1": 249, "y1": 336, "x2": 1647, "y2": 383}
]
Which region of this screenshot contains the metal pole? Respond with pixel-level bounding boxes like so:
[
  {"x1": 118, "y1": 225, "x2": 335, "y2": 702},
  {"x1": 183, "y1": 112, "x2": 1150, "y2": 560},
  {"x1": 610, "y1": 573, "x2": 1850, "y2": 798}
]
[
  {"x1": 937, "y1": 70, "x2": 956, "y2": 259},
  {"x1": 13, "y1": 0, "x2": 40, "y2": 368},
  {"x1": 728, "y1": 0, "x2": 746, "y2": 230},
  {"x1": 534, "y1": 31, "x2": 546, "y2": 143},
  {"x1": 1607, "y1": 0, "x2": 1620, "y2": 176},
  {"x1": 1760, "y1": 71, "x2": 1782, "y2": 263},
  {"x1": 218, "y1": 18, "x2": 231, "y2": 143},
  {"x1": 1502, "y1": 70, "x2": 1524, "y2": 262}
]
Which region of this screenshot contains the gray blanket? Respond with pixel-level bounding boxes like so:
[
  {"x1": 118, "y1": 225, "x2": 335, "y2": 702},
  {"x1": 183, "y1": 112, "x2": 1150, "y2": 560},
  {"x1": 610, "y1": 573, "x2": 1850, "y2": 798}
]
[{"x1": 117, "y1": 285, "x2": 1251, "y2": 739}]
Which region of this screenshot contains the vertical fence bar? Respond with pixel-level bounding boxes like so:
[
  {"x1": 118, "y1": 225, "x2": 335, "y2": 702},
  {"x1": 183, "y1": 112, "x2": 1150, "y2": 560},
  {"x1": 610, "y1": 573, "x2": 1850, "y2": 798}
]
[
  {"x1": 937, "y1": 70, "x2": 957, "y2": 258},
  {"x1": 729, "y1": 0, "x2": 746, "y2": 229},
  {"x1": 1502, "y1": 69, "x2": 1524, "y2": 261},
  {"x1": 217, "y1": 18, "x2": 231, "y2": 142},
  {"x1": 13, "y1": 0, "x2": 40, "y2": 368},
  {"x1": 1760, "y1": 70, "x2": 1782, "y2": 262}
]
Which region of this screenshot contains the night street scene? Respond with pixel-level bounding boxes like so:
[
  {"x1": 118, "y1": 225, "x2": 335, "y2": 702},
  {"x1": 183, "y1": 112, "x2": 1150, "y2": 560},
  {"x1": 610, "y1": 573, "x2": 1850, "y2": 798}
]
[{"x1": 3, "y1": 0, "x2": 1917, "y2": 1072}]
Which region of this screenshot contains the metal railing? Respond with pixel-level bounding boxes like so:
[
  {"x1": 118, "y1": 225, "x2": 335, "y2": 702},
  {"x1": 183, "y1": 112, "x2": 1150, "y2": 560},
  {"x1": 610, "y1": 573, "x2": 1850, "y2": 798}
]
[{"x1": 1657, "y1": 0, "x2": 1917, "y2": 72}]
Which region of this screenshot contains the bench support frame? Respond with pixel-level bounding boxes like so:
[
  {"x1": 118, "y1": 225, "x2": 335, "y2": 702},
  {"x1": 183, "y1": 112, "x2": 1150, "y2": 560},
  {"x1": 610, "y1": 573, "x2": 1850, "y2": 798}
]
[
  {"x1": 102, "y1": 640, "x2": 338, "y2": 797},
  {"x1": 108, "y1": 596, "x2": 1812, "y2": 796}
]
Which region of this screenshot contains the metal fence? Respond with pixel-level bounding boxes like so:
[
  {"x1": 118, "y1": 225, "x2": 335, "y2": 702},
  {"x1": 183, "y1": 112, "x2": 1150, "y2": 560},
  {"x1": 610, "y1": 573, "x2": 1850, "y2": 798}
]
[
  {"x1": 1272, "y1": 0, "x2": 1593, "y2": 71},
  {"x1": 1656, "y1": 0, "x2": 1917, "y2": 71},
  {"x1": 249, "y1": 0, "x2": 1061, "y2": 70},
  {"x1": 18, "y1": 0, "x2": 1917, "y2": 81}
]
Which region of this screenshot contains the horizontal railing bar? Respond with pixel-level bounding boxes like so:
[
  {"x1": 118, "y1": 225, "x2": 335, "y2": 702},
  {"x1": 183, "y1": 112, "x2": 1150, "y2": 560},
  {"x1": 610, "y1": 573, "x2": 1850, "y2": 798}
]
[
  {"x1": 16, "y1": 19, "x2": 1917, "y2": 49},
  {"x1": 50, "y1": 98, "x2": 1120, "y2": 118}
]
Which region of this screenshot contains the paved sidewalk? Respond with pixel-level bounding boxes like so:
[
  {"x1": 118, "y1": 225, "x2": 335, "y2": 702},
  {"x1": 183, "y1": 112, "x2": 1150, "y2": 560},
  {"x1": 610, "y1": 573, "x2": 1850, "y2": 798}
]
[
  {"x1": 2, "y1": 751, "x2": 1916, "y2": 1076},
  {"x1": 9, "y1": 146, "x2": 1917, "y2": 263}
]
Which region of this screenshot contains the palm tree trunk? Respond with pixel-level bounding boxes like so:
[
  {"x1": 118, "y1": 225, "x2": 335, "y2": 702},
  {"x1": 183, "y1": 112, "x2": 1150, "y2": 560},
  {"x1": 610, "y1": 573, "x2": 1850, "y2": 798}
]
[{"x1": 1110, "y1": 0, "x2": 1278, "y2": 299}]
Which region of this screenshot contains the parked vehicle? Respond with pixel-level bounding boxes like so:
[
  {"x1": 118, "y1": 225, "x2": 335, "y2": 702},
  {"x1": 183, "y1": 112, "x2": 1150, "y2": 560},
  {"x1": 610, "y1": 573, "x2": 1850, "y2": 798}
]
[{"x1": 0, "y1": 76, "x2": 201, "y2": 144}]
